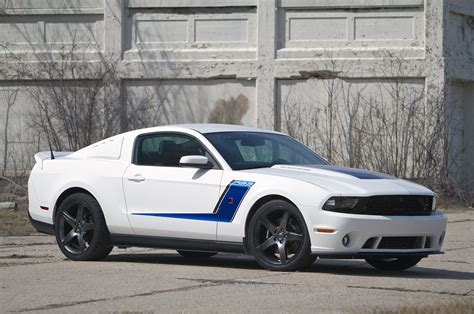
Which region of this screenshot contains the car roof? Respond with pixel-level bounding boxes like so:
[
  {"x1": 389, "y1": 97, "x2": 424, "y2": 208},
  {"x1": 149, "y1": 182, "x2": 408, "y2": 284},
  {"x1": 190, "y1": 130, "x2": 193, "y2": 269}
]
[
  {"x1": 126, "y1": 124, "x2": 283, "y2": 136},
  {"x1": 177, "y1": 123, "x2": 282, "y2": 134}
]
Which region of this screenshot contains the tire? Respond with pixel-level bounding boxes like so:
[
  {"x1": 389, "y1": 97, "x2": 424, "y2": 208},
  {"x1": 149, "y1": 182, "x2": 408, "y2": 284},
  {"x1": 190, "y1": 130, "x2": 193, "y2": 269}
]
[
  {"x1": 247, "y1": 200, "x2": 316, "y2": 271},
  {"x1": 365, "y1": 256, "x2": 423, "y2": 271},
  {"x1": 177, "y1": 250, "x2": 217, "y2": 259},
  {"x1": 54, "y1": 193, "x2": 113, "y2": 261}
]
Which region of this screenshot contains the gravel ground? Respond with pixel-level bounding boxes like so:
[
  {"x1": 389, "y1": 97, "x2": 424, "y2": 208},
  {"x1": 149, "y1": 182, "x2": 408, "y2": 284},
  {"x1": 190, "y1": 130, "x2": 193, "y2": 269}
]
[{"x1": 0, "y1": 212, "x2": 473, "y2": 313}]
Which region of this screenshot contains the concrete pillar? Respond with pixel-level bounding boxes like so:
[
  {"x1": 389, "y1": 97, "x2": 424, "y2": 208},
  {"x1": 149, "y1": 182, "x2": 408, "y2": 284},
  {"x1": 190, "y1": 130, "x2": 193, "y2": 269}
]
[
  {"x1": 103, "y1": 0, "x2": 126, "y2": 131},
  {"x1": 425, "y1": 0, "x2": 452, "y2": 179},
  {"x1": 104, "y1": 0, "x2": 124, "y2": 58},
  {"x1": 256, "y1": 0, "x2": 277, "y2": 130}
]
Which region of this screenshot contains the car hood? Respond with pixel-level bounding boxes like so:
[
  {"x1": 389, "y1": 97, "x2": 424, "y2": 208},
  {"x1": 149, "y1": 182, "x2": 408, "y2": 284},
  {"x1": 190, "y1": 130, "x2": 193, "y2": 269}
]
[{"x1": 243, "y1": 165, "x2": 433, "y2": 196}]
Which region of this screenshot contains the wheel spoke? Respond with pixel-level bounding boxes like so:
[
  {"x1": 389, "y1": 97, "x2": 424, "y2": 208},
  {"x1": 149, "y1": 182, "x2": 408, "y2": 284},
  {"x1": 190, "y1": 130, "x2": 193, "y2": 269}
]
[
  {"x1": 256, "y1": 237, "x2": 277, "y2": 251},
  {"x1": 277, "y1": 242, "x2": 287, "y2": 263},
  {"x1": 77, "y1": 234, "x2": 87, "y2": 251},
  {"x1": 62, "y1": 230, "x2": 76, "y2": 245},
  {"x1": 82, "y1": 222, "x2": 94, "y2": 232},
  {"x1": 279, "y1": 212, "x2": 290, "y2": 229},
  {"x1": 261, "y1": 217, "x2": 277, "y2": 235},
  {"x1": 62, "y1": 212, "x2": 76, "y2": 227},
  {"x1": 287, "y1": 232, "x2": 303, "y2": 242}
]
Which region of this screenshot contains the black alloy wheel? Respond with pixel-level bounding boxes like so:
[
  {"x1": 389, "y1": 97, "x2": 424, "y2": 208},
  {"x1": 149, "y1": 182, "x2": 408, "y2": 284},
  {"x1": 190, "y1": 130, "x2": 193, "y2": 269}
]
[
  {"x1": 54, "y1": 193, "x2": 113, "y2": 261},
  {"x1": 248, "y1": 200, "x2": 316, "y2": 271}
]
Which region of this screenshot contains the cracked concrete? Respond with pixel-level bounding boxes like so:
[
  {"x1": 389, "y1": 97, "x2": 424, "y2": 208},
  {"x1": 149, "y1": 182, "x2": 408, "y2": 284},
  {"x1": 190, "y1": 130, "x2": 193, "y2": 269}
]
[
  {"x1": 0, "y1": 212, "x2": 473, "y2": 313},
  {"x1": 444, "y1": 245, "x2": 474, "y2": 252},
  {"x1": 448, "y1": 218, "x2": 474, "y2": 224},
  {"x1": 14, "y1": 283, "x2": 216, "y2": 312},
  {"x1": 347, "y1": 285, "x2": 472, "y2": 297}
]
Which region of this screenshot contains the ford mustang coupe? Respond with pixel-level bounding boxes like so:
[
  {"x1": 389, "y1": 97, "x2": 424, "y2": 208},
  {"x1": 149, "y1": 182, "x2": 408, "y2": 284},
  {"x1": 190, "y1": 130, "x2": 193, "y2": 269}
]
[{"x1": 28, "y1": 124, "x2": 447, "y2": 271}]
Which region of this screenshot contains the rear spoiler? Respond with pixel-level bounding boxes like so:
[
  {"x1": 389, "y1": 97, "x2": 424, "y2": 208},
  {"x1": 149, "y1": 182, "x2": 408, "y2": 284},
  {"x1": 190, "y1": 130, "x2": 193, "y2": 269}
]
[{"x1": 34, "y1": 151, "x2": 73, "y2": 169}]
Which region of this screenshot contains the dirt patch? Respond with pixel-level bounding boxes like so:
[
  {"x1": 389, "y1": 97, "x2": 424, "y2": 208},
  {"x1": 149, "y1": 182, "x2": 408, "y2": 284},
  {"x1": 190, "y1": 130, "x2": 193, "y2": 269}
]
[{"x1": 371, "y1": 299, "x2": 474, "y2": 314}]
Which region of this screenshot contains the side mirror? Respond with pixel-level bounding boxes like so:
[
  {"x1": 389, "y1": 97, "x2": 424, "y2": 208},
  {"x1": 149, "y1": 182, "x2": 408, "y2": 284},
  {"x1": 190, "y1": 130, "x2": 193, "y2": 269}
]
[{"x1": 179, "y1": 155, "x2": 213, "y2": 169}]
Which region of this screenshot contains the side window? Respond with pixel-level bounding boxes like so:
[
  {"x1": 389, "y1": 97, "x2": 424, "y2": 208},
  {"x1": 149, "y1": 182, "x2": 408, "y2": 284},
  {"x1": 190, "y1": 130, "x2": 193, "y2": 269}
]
[{"x1": 134, "y1": 133, "x2": 217, "y2": 168}]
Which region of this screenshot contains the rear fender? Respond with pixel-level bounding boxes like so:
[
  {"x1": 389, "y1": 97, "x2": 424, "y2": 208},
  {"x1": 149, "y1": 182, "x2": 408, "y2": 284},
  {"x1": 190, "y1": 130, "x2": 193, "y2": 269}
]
[{"x1": 34, "y1": 151, "x2": 73, "y2": 169}]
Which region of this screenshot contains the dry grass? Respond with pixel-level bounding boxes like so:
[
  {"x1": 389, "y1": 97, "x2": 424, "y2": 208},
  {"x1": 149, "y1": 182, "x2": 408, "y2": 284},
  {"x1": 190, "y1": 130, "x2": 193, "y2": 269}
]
[
  {"x1": 0, "y1": 201, "x2": 36, "y2": 236},
  {"x1": 0, "y1": 176, "x2": 35, "y2": 236}
]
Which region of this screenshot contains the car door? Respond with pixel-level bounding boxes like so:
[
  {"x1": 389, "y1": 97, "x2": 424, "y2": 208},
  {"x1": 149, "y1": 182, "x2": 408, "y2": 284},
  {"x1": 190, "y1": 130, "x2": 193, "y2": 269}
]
[{"x1": 123, "y1": 132, "x2": 223, "y2": 240}]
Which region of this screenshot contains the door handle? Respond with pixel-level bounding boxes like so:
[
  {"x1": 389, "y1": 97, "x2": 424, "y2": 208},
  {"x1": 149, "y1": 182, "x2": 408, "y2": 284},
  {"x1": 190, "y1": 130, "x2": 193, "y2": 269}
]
[{"x1": 128, "y1": 174, "x2": 145, "y2": 182}]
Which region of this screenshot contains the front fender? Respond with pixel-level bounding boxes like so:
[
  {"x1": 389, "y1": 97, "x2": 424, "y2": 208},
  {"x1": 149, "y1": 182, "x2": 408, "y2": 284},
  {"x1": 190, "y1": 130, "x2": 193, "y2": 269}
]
[{"x1": 217, "y1": 175, "x2": 329, "y2": 242}]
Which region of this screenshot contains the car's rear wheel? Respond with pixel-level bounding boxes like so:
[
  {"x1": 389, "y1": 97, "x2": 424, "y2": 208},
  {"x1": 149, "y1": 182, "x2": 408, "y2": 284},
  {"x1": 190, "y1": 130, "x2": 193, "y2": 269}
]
[
  {"x1": 177, "y1": 250, "x2": 217, "y2": 259},
  {"x1": 365, "y1": 256, "x2": 423, "y2": 271},
  {"x1": 248, "y1": 200, "x2": 316, "y2": 271},
  {"x1": 54, "y1": 193, "x2": 113, "y2": 261}
]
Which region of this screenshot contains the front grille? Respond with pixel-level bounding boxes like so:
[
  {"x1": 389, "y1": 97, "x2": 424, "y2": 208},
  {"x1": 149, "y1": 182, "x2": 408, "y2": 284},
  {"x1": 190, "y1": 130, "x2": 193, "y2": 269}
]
[
  {"x1": 337, "y1": 195, "x2": 433, "y2": 216},
  {"x1": 378, "y1": 236, "x2": 424, "y2": 249},
  {"x1": 363, "y1": 195, "x2": 432, "y2": 216}
]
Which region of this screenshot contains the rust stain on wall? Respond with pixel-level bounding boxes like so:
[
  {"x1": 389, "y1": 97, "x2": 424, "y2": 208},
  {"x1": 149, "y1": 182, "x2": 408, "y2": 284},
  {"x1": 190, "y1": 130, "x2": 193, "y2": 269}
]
[{"x1": 207, "y1": 94, "x2": 250, "y2": 125}]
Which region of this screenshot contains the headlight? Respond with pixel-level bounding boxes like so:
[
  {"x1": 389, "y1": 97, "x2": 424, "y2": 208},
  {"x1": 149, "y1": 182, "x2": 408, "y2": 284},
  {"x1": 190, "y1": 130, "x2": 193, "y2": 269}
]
[
  {"x1": 432, "y1": 196, "x2": 437, "y2": 211},
  {"x1": 323, "y1": 197, "x2": 361, "y2": 212}
]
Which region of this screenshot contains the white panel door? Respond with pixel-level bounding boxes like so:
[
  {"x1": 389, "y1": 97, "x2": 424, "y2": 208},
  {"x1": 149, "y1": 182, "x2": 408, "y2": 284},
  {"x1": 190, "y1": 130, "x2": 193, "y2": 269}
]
[{"x1": 122, "y1": 132, "x2": 224, "y2": 240}]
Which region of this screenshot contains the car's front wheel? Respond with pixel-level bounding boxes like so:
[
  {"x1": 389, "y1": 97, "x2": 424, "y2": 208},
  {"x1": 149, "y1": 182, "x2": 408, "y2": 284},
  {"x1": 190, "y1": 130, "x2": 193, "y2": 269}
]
[
  {"x1": 54, "y1": 193, "x2": 113, "y2": 261},
  {"x1": 248, "y1": 200, "x2": 316, "y2": 271},
  {"x1": 365, "y1": 256, "x2": 423, "y2": 271}
]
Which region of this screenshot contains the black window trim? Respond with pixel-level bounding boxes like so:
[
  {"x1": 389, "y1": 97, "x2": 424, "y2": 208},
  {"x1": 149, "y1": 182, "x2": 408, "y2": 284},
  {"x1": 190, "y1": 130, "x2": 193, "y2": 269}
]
[{"x1": 131, "y1": 131, "x2": 223, "y2": 170}]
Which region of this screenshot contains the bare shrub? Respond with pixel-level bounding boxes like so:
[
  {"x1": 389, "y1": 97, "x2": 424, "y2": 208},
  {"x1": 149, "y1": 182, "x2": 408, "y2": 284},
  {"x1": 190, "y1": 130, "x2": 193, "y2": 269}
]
[
  {"x1": 0, "y1": 29, "x2": 121, "y2": 159},
  {"x1": 1, "y1": 87, "x2": 19, "y2": 175},
  {"x1": 281, "y1": 50, "x2": 471, "y2": 205}
]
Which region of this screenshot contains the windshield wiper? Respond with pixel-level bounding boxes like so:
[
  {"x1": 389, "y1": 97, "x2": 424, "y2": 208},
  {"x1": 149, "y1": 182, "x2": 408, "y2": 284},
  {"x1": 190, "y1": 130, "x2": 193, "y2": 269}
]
[{"x1": 241, "y1": 164, "x2": 274, "y2": 170}]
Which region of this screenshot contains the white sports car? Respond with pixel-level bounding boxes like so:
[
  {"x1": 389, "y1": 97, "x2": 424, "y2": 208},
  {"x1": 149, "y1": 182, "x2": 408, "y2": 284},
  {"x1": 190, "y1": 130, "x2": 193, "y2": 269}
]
[{"x1": 28, "y1": 124, "x2": 447, "y2": 271}]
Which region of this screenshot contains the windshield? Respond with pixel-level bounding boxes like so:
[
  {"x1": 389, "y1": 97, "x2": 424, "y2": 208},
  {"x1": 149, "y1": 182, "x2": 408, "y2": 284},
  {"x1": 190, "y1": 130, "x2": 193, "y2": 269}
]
[{"x1": 204, "y1": 132, "x2": 329, "y2": 170}]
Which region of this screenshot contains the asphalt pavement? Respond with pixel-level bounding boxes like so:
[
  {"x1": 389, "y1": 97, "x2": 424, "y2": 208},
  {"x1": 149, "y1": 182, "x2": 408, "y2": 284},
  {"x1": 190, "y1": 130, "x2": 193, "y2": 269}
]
[{"x1": 1, "y1": 212, "x2": 473, "y2": 313}]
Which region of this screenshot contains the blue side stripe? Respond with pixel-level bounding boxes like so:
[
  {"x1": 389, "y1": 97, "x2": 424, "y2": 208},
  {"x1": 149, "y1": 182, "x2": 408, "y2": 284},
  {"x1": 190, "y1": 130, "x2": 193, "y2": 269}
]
[{"x1": 132, "y1": 180, "x2": 255, "y2": 223}]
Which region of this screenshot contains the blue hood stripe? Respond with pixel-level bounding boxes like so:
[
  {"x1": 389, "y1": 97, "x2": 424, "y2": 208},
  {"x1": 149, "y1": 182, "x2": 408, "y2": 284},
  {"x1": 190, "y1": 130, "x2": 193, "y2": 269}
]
[{"x1": 312, "y1": 166, "x2": 395, "y2": 180}]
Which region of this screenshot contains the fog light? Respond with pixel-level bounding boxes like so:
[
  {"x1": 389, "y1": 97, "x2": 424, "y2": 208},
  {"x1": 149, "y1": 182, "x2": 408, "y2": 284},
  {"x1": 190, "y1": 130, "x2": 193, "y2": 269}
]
[{"x1": 342, "y1": 234, "x2": 350, "y2": 247}]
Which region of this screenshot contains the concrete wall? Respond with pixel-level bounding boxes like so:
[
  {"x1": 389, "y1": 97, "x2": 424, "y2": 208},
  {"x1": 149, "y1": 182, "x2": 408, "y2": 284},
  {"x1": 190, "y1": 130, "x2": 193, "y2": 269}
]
[
  {"x1": 444, "y1": 0, "x2": 474, "y2": 188},
  {"x1": 462, "y1": 84, "x2": 474, "y2": 190},
  {"x1": 445, "y1": 0, "x2": 474, "y2": 81},
  {"x1": 0, "y1": 0, "x2": 472, "y2": 187},
  {"x1": 0, "y1": 85, "x2": 39, "y2": 172}
]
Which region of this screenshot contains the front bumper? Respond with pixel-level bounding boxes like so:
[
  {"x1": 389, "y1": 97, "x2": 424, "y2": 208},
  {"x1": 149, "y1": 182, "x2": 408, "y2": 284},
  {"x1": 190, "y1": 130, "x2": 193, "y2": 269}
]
[{"x1": 308, "y1": 210, "x2": 447, "y2": 256}]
